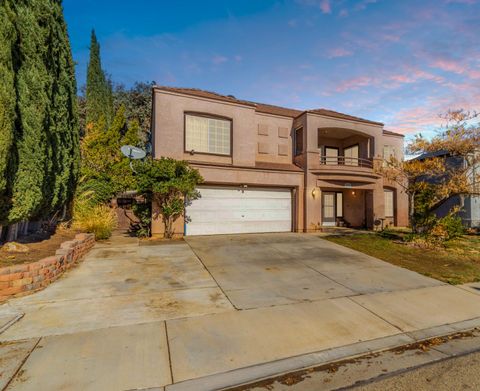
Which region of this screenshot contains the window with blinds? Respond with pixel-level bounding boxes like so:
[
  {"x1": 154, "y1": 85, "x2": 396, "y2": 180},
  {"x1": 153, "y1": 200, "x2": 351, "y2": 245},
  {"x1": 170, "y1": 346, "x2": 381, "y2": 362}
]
[
  {"x1": 185, "y1": 114, "x2": 231, "y2": 155},
  {"x1": 384, "y1": 189, "x2": 394, "y2": 217}
]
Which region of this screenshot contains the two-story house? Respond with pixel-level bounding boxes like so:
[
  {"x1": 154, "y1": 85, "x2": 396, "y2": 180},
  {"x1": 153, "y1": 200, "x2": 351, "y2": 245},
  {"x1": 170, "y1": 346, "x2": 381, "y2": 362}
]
[{"x1": 151, "y1": 86, "x2": 408, "y2": 236}]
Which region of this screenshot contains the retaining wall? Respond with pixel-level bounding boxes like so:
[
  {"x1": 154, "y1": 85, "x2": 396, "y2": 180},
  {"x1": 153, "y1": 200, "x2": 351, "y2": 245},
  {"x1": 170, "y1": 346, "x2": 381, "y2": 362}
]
[{"x1": 0, "y1": 233, "x2": 95, "y2": 302}]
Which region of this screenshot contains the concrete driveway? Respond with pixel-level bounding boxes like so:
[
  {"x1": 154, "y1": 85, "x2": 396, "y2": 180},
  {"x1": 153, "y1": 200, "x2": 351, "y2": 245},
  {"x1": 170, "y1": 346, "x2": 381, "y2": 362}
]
[
  {"x1": 186, "y1": 233, "x2": 442, "y2": 309},
  {"x1": 1, "y1": 232, "x2": 480, "y2": 391}
]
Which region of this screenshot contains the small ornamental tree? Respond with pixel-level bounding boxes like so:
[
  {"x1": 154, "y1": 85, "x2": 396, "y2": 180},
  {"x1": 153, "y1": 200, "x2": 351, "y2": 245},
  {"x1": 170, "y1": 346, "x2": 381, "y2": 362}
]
[
  {"x1": 134, "y1": 158, "x2": 203, "y2": 238},
  {"x1": 377, "y1": 110, "x2": 479, "y2": 234}
]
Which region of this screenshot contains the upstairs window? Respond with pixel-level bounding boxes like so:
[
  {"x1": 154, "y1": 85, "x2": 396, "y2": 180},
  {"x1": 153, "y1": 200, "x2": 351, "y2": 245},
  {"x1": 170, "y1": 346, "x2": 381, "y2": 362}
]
[
  {"x1": 383, "y1": 145, "x2": 396, "y2": 165},
  {"x1": 185, "y1": 114, "x2": 231, "y2": 155},
  {"x1": 294, "y1": 127, "x2": 304, "y2": 156},
  {"x1": 344, "y1": 145, "x2": 359, "y2": 166}
]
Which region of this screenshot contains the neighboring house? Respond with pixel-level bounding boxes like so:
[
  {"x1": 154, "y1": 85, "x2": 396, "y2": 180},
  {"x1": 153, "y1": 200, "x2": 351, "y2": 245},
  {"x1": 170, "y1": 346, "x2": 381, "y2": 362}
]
[
  {"x1": 151, "y1": 86, "x2": 408, "y2": 236},
  {"x1": 417, "y1": 150, "x2": 480, "y2": 228}
]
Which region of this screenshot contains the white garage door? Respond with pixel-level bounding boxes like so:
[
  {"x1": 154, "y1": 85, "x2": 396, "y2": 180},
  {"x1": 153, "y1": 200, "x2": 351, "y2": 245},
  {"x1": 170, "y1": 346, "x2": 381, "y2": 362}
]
[{"x1": 185, "y1": 186, "x2": 292, "y2": 236}]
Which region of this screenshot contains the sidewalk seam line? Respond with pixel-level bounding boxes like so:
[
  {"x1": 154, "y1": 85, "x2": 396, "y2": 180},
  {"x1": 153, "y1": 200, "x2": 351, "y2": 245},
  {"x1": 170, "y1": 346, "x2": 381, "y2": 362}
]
[
  {"x1": 2, "y1": 337, "x2": 42, "y2": 391},
  {"x1": 164, "y1": 320, "x2": 174, "y2": 385},
  {"x1": 185, "y1": 240, "x2": 238, "y2": 310},
  {"x1": 346, "y1": 296, "x2": 405, "y2": 334}
]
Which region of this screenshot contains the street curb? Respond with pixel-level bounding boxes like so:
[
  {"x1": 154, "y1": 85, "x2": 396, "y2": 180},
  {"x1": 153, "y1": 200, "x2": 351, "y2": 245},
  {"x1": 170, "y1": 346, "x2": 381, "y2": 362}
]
[{"x1": 164, "y1": 316, "x2": 480, "y2": 391}]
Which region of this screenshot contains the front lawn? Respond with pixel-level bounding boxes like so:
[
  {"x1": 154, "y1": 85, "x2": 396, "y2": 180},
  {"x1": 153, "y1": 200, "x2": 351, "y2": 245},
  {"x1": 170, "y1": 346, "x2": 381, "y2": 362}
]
[{"x1": 324, "y1": 233, "x2": 480, "y2": 285}]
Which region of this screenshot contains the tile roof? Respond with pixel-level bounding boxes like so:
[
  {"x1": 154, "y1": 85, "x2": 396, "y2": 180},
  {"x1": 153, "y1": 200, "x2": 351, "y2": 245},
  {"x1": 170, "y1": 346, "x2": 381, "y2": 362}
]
[
  {"x1": 154, "y1": 86, "x2": 393, "y2": 129},
  {"x1": 383, "y1": 129, "x2": 405, "y2": 137},
  {"x1": 306, "y1": 108, "x2": 383, "y2": 126}
]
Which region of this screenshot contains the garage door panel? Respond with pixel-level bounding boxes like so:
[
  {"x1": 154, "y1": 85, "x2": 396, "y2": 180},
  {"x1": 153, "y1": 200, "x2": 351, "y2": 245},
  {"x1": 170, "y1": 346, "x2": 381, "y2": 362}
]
[{"x1": 185, "y1": 187, "x2": 292, "y2": 236}]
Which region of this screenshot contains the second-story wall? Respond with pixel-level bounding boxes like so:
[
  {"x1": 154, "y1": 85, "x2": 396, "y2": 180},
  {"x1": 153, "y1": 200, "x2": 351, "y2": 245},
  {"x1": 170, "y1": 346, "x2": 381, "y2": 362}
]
[
  {"x1": 153, "y1": 89, "x2": 257, "y2": 167},
  {"x1": 153, "y1": 89, "x2": 297, "y2": 167},
  {"x1": 255, "y1": 113, "x2": 294, "y2": 165}
]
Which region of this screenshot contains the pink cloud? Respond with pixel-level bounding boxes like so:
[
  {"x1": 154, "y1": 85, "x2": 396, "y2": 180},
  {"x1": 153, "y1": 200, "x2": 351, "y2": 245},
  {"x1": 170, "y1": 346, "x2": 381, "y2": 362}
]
[
  {"x1": 387, "y1": 86, "x2": 480, "y2": 134},
  {"x1": 335, "y1": 67, "x2": 446, "y2": 93},
  {"x1": 430, "y1": 57, "x2": 480, "y2": 79},
  {"x1": 320, "y1": 0, "x2": 331, "y2": 14},
  {"x1": 336, "y1": 76, "x2": 374, "y2": 92},
  {"x1": 355, "y1": 0, "x2": 378, "y2": 11},
  {"x1": 211, "y1": 55, "x2": 228, "y2": 65},
  {"x1": 297, "y1": 0, "x2": 331, "y2": 13},
  {"x1": 328, "y1": 47, "x2": 353, "y2": 58}
]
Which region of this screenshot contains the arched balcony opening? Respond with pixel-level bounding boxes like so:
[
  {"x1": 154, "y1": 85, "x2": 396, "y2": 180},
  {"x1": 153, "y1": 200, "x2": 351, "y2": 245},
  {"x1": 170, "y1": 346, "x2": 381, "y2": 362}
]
[{"x1": 317, "y1": 127, "x2": 374, "y2": 169}]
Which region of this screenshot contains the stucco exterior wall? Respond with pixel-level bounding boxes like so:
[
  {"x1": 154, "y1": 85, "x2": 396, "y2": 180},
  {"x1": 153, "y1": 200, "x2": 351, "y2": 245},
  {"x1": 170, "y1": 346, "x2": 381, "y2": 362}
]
[
  {"x1": 153, "y1": 90, "x2": 256, "y2": 166},
  {"x1": 255, "y1": 113, "x2": 294, "y2": 164},
  {"x1": 151, "y1": 88, "x2": 409, "y2": 236},
  {"x1": 150, "y1": 164, "x2": 304, "y2": 236}
]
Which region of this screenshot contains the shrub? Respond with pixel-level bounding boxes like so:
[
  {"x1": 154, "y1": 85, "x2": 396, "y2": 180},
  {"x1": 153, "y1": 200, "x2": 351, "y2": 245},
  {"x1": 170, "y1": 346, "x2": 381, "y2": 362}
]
[
  {"x1": 134, "y1": 158, "x2": 203, "y2": 239},
  {"x1": 131, "y1": 201, "x2": 151, "y2": 238},
  {"x1": 73, "y1": 204, "x2": 117, "y2": 240},
  {"x1": 435, "y1": 215, "x2": 465, "y2": 240}
]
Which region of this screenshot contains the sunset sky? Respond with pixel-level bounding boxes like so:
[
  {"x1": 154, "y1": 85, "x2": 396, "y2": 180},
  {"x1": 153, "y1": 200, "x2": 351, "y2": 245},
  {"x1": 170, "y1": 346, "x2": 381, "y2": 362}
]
[{"x1": 63, "y1": 0, "x2": 480, "y2": 136}]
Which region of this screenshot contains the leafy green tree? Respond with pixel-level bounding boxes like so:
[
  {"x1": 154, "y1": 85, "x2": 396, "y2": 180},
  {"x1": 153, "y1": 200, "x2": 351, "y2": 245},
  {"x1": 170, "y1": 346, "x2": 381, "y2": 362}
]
[
  {"x1": 86, "y1": 30, "x2": 113, "y2": 127},
  {"x1": 113, "y1": 81, "x2": 154, "y2": 143},
  {"x1": 134, "y1": 158, "x2": 203, "y2": 238},
  {"x1": 0, "y1": 0, "x2": 16, "y2": 221},
  {"x1": 379, "y1": 110, "x2": 479, "y2": 235},
  {"x1": 79, "y1": 105, "x2": 140, "y2": 204}
]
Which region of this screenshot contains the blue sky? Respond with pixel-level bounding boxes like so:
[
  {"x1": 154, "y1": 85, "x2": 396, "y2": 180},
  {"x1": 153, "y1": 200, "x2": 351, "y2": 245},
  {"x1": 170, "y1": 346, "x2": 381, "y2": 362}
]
[{"x1": 63, "y1": 0, "x2": 480, "y2": 135}]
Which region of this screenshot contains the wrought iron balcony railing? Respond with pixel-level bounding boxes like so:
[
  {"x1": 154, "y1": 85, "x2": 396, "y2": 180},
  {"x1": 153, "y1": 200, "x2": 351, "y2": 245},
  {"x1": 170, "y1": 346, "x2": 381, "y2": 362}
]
[{"x1": 320, "y1": 156, "x2": 373, "y2": 168}]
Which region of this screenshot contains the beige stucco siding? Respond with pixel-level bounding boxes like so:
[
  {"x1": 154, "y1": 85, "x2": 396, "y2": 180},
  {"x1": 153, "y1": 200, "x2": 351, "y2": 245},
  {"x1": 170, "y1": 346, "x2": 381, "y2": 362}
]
[{"x1": 151, "y1": 88, "x2": 409, "y2": 236}]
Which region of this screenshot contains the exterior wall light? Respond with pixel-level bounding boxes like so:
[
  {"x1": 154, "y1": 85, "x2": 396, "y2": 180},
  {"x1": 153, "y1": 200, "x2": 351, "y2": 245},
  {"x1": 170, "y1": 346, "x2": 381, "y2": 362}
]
[{"x1": 312, "y1": 188, "x2": 319, "y2": 198}]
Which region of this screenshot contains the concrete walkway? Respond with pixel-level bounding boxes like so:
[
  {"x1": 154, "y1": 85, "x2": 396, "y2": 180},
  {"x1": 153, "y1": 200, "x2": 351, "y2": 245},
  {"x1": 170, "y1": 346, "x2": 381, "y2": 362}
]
[{"x1": 1, "y1": 232, "x2": 480, "y2": 390}]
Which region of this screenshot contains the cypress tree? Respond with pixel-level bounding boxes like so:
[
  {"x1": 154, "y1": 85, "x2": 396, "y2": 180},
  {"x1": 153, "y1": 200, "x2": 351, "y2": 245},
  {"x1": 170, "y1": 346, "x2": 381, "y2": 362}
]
[
  {"x1": 86, "y1": 30, "x2": 113, "y2": 127},
  {"x1": 8, "y1": 0, "x2": 50, "y2": 222},
  {"x1": 42, "y1": 0, "x2": 79, "y2": 214},
  {"x1": 0, "y1": 0, "x2": 79, "y2": 226},
  {"x1": 0, "y1": 0, "x2": 16, "y2": 223}
]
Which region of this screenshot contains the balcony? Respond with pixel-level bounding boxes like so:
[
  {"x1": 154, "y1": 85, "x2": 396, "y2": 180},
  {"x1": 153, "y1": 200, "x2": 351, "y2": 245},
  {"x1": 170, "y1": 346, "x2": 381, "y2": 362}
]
[
  {"x1": 311, "y1": 155, "x2": 379, "y2": 187},
  {"x1": 320, "y1": 156, "x2": 373, "y2": 168}
]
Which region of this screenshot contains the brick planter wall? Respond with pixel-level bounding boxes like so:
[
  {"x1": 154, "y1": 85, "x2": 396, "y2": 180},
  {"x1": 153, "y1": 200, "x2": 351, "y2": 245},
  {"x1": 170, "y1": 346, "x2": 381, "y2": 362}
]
[{"x1": 0, "y1": 233, "x2": 95, "y2": 302}]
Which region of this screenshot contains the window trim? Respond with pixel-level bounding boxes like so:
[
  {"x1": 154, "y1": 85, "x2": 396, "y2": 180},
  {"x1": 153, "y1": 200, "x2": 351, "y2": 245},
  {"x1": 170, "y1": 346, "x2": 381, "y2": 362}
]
[
  {"x1": 384, "y1": 188, "x2": 395, "y2": 218},
  {"x1": 336, "y1": 192, "x2": 343, "y2": 218},
  {"x1": 294, "y1": 127, "x2": 304, "y2": 156},
  {"x1": 184, "y1": 112, "x2": 233, "y2": 157},
  {"x1": 344, "y1": 143, "x2": 360, "y2": 166},
  {"x1": 323, "y1": 146, "x2": 340, "y2": 164},
  {"x1": 383, "y1": 145, "x2": 396, "y2": 162}
]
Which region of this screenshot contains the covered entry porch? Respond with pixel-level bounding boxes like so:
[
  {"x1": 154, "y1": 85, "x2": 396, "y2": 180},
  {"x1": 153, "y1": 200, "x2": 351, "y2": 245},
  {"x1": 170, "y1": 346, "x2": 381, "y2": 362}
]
[
  {"x1": 319, "y1": 188, "x2": 372, "y2": 228},
  {"x1": 314, "y1": 177, "x2": 378, "y2": 229}
]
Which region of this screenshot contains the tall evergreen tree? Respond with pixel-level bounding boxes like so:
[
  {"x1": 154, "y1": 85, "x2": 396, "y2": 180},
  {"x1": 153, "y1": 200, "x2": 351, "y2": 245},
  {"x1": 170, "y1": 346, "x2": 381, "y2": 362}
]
[
  {"x1": 43, "y1": 0, "x2": 80, "y2": 214},
  {"x1": 0, "y1": 0, "x2": 79, "y2": 227},
  {"x1": 86, "y1": 30, "x2": 113, "y2": 127},
  {"x1": 8, "y1": 0, "x2": 50, "y2": 222},
  {"x1": 0, "y1": 0, "x2": 17, "y2": 221}
]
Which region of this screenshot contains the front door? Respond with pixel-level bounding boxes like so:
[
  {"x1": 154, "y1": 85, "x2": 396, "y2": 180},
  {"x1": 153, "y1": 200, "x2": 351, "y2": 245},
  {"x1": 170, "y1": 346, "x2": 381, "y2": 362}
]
[{"x1": 322, "y1": 192, "x2": 336, "y2": 226}]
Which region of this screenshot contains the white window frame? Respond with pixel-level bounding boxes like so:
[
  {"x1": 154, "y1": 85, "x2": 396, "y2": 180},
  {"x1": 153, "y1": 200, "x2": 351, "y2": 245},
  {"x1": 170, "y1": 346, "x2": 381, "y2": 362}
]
[
  {"x1": 185, "y1": 113, "x2": 231, "y2": 156},
  {"x1": 384, "y1": 189, "x2": 394, "y2": 218},
  {"x1": 383, "y1": 145, "x2": 396, "y2": 166}
]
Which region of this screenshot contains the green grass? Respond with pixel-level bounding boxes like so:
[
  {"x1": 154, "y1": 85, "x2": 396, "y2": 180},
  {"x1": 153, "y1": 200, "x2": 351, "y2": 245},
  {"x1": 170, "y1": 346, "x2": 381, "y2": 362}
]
[{"x1": 325, "y1": 233, "x2": 480, "y2": 285}]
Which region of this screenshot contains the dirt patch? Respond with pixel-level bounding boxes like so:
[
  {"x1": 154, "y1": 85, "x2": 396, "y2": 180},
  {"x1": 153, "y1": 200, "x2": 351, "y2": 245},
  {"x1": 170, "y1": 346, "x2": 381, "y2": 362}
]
[
  {"x1": 139, "y1": 237, "x2": 185, "y2": 246},
  {"x1": 0, "y1": 228, "x2": 79, "y2": 268}
]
